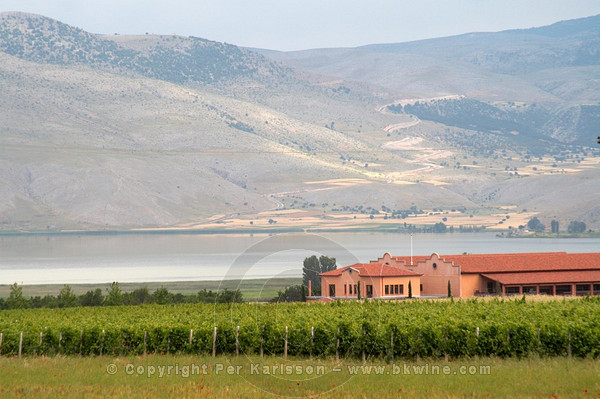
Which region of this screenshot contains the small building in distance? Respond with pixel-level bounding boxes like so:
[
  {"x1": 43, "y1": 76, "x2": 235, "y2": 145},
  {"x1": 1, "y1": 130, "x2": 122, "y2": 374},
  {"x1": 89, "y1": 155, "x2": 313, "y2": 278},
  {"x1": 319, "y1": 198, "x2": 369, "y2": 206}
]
[{"x1": 317, "y1": 252, "x2": 600, "y2": 299}]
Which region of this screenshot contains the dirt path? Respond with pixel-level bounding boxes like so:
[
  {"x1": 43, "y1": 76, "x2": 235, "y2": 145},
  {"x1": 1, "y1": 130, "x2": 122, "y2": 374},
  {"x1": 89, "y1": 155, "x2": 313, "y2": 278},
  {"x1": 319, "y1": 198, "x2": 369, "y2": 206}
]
[
  {"x1": 381, "y1": 136, "x2": 424, "y2": 150},
  {"x1": 410, "y1": 150, "x2": 453, "y2": 163},
  {"x1": 265, "y1": 194, "x2": 284, "y2": 210},
  {"x1": 383, "y1": 118, "x2": 421, "y2": 133}
]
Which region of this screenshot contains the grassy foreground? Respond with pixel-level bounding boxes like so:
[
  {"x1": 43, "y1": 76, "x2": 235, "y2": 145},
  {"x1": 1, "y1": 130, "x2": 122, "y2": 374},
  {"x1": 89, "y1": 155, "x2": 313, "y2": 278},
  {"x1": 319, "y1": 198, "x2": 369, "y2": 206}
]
[{"x1": 1, "y1": 355, "x2": 598, "y2": 398}]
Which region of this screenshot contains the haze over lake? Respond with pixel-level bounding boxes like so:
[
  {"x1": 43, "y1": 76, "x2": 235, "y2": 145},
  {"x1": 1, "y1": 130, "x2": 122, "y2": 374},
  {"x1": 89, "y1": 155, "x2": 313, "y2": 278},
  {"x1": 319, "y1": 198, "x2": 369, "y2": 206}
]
[{"x1": 1, "y1": 232, "x2": 598, "y2": 285}]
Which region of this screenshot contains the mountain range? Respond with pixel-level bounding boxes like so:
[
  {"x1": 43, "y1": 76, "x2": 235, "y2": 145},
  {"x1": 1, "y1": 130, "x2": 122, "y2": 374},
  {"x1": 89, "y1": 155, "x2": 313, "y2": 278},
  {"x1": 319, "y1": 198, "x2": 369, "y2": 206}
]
[{"x1": 0, "y1": 11, "x2": 599, "y2": 231}]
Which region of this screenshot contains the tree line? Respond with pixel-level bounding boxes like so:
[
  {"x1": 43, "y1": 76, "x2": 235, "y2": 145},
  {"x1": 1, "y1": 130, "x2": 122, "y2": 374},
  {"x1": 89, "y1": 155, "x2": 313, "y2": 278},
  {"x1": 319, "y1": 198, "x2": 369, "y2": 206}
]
[
  {"x1": 526, "y1": 217, "x2": 589, "y2": 233},
  {"x1": 0, "y1": 282, "x2": 243, "y2": 310},
  {"x1": 1, "y1": 254, "x2": 341, "y2": 309},
  {"x1": 270, "y1": 255, "x2": 339, "y2": 301}
]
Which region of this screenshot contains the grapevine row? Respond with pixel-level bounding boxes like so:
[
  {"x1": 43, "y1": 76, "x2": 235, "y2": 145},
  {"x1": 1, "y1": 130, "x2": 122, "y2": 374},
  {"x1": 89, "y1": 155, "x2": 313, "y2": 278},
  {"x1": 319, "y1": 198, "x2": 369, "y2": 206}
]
[{"x1": 1, "y1": 298, "x2": 599, "y2": 359}]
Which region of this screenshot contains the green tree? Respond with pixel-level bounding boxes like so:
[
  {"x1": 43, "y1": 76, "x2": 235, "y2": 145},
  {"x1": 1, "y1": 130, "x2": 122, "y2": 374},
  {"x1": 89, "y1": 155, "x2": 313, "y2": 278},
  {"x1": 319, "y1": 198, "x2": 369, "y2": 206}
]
[
  {"x1": 550, "y1": 220, "x2": 559, "y2": 234},
  {"x1": 79, "y1": 289, "x2": 104, "y2": 306},
  {"x1": 319, "y1": 255, "x2": 337, "y2": 273},
  {"x1": 172, "y1": 293, "x2": 188, "y2": 304},
  {"x1": 567, "y1": 220, "x2": 587, "y2": 234},
  {"x1": 357, "y1": 281, "x2": 361, "y2": 300},
  {"x1": 433, "y1": 222, "x2": 447, "y2": 233},
  {"x1": 198, "y1": 289, "x2": 218, "y2": 303},
  {"x1": 495, "y1": 282, "x2": 502, "y2": 296},
  {"x1": 216, "y1": 289, "x2": 243, "y2": 303},
  {"x1": 152, "y1": 287, "x2": 173, "y2": 305},
  {"x1": 57, "y1": 285, "x2": 78, "y2": 308},
  {"x1": 408, "y1": 281, "x2": 412, "y2": 299},
  {"x1": 6, "y1": 282, "x2": 29, "y2": 309},
  {"x1": 104, "y1": 282, "x2": 124, "y2": 306},
  {"x1": 128, "y1": 287, "x2": 151, "y2": 305},
  {"x1": 302, "y1": 255, "x2": 337, "y2": 296},
  {"x1": 527, "y1": 217, "x2": 545, "y2": 232},
  {"x1": 303, "y1": 255, "x2": 321, "y2": 295},
  {"x1": 447, "y1": 280, "x2": 452, "y2": 298},
  {"x1": 30, "y1": 295, "x2": 57, "y2": 308},
  {"x1": 271, "y1": 285, "x2": 305, "y2": 303}
]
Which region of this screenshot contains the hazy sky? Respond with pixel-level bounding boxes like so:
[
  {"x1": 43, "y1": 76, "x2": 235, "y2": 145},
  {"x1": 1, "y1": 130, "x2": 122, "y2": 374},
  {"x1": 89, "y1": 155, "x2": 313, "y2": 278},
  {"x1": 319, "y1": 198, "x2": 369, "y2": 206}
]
[{"x1": 2, "y1": 0, "x2": 600, "y2": 51}]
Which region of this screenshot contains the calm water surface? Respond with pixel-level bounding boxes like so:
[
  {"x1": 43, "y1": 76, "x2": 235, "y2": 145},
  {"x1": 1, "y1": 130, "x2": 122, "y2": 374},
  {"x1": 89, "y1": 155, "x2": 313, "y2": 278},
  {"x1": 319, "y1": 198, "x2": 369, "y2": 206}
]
[{"x1": 0, "y1": 232, "x2": 598, "y2": 284}]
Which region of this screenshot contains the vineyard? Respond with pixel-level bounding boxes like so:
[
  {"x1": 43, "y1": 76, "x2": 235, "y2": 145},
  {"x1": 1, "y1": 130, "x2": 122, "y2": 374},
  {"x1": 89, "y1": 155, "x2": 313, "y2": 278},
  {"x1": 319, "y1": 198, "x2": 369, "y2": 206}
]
[{"x1": 1, "y1": 297, "x2": 599, "y2": 359}]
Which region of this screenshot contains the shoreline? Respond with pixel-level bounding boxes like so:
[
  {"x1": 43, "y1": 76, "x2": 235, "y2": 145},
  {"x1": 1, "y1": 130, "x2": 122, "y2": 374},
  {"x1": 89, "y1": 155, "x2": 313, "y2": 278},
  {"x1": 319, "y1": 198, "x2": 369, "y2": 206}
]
[
  {"x1": 4, "y1": 228, "x2": 597, "y2": 238},
  {"x1": 497, "y1": 232, "x2": 600, "y2": 239},
  {"x1": 0, "y1": 225, "x2": 493, "y2": 237}
]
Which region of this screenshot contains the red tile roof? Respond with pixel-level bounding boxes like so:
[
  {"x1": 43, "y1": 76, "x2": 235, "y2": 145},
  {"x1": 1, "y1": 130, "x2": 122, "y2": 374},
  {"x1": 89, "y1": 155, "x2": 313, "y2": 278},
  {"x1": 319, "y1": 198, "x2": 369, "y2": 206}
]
[
  {"x1": 482, "y1": 270, "x2": 600, "y2": 285},
  {"x1": 394, "y1": 252, "x2": 600, "y2": 273},
  {"x1": 320, "y1": 263, "x2": 422, "y2": 278}
]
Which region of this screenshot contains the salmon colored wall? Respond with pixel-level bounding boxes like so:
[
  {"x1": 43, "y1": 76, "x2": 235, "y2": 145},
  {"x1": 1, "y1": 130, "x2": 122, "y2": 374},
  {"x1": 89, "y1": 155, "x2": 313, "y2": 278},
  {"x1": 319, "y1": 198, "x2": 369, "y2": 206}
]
[
  {"x1": 378, "y1": 253, "x2": 401, "y2": 266},
  {"x1": 321, "y1": 268, "x2": 361, "y2": 297},
  {"x1": 321, "y1": 272, "x2": 421, "y2": 298},
  {"x1": 460, "y1": 274, "x2": 489, "y2": 297},
  {"x1": 365, "y1": 276, "x2": 420, "y2": 297},
  {"x1": 404, "y1": 254, "x2": 460, "y2": 297}
]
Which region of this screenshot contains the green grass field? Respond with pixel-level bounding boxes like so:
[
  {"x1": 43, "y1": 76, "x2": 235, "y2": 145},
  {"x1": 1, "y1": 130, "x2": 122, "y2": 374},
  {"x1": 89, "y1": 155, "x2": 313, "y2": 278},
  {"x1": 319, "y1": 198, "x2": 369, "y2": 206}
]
[
  {"x1": 1, "y1": 355, "x2": 598, "y2": 398},
  {"x1": 0, "y1": 277, "x2": 301, "y2": 301}
]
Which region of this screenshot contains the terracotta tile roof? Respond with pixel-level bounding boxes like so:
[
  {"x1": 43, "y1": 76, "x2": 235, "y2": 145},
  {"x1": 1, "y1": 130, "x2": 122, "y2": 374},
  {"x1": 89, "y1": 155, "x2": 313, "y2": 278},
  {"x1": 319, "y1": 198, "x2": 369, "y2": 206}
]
[
  {"x1": 393, "y1": 252, "x2": 600, "y2": 273},
  {"x1": 446, "y1": 252, "x2": 600, "y2": 273},
  {"x1": 320, "y1": 263, "x2": 422, "y2": 278},
  {"x1": 482, "y1": 270, "x2": 600, "y2": 285}
]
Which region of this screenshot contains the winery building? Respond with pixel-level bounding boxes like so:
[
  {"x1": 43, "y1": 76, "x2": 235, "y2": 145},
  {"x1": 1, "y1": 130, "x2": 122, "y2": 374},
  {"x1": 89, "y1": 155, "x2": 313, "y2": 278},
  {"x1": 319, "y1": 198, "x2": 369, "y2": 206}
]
[
  {"x1": 317, "y1": 252, "x2": 600, "y2": 299},
  {"x1": 319, "y1": 262, "x2": 422, "y2": 299}
]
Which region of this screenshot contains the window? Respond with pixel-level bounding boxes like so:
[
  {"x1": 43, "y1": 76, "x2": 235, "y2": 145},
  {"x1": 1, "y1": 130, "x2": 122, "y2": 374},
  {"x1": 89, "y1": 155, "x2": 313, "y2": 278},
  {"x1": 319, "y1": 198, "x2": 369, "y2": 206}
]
[
  {"x1": 432, "y1": 262, "x2": 437, "y2": 269},
  {"x1": 349, "y1": 285, "x2": 352, "y2": 295},
  {"x1": 506, "y1": 286, "x2": 520, "y2": 295},
  {"x1": 385, "y1": 285, "x2": 389, "y2": 295},
  {"x1": 555, "y1": 285, "x2": 572, "y2": 295},
  {"x1": 576, "y1": 284, "x2": 591, "y2": 295},
  {"x1": 523, "y1": 286, "x2": 537, "y2": 295},
  {"x1": 394, "y1": 285, "x2": 399, "y2": 294},
  {"x1": 354, "y1": 284, "x2": 357, "y2": 295},
  {"x1": 344, "y1": 284, "x2": 347, "y2": 295},
  {"x1": 539, "y1": 286, "x2": 553, "y2": 295},
  {"x1": 399, "y1": 284, "x2": 404, "y2": 295}
]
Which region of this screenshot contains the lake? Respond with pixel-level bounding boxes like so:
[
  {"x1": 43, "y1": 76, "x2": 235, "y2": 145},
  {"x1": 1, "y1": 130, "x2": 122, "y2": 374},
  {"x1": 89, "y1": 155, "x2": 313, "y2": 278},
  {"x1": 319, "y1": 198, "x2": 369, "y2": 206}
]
[{"x1": 0, "y1": 232, "x2": 598, "y2": 285}]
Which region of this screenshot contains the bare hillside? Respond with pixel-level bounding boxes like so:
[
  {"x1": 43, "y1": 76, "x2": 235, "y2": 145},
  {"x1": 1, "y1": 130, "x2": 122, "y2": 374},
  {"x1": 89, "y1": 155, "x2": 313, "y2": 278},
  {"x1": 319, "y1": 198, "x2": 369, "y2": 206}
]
[{"x1": 1, "y1": 12, "x2": 599, "y2": 231}]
